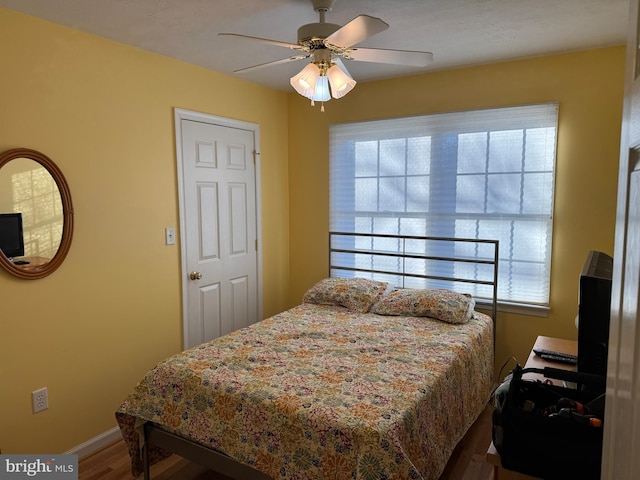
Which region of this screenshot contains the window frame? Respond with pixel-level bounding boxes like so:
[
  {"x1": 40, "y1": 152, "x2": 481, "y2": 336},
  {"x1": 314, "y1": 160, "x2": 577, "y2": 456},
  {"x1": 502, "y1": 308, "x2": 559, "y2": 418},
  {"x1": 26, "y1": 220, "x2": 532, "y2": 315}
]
[{"x1": 329, "y1": 103, "x2": 558, "y2": 315}]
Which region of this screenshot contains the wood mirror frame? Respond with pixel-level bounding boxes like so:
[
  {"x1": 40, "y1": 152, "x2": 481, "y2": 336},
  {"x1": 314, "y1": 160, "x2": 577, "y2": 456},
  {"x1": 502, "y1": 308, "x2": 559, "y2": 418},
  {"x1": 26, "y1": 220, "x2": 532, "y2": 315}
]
[{"x1": 0, "y1": 148, "x2": 74, "y2": 280}]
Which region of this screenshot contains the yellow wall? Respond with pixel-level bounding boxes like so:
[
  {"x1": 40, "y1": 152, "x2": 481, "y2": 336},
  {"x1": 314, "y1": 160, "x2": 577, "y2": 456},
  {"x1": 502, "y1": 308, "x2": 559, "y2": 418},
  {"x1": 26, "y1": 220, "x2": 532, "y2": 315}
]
[
  {"x1": 0, "y1": 6, "x2": 625, "y2": 457},
  {"x1": 288, "y1": 46, "x2": 625, "y2": 375},
  {"x1": 0, "y1": 9, "x2": 290, "y2": 453}
]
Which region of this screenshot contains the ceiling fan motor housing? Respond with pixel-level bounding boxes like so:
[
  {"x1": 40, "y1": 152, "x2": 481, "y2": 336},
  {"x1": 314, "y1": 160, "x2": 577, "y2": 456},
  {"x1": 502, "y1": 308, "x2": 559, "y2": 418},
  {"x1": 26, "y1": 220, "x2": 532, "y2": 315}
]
[{"x1": 297, "y1": 22, "x2": 341, "y2": 46}]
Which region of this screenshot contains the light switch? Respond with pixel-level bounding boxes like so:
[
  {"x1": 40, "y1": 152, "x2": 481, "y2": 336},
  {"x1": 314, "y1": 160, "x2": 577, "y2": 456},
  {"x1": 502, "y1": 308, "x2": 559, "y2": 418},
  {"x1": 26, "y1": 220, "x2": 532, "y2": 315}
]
[{"x1": 165, "y1": 227, "x2": 176, "y2": 245}]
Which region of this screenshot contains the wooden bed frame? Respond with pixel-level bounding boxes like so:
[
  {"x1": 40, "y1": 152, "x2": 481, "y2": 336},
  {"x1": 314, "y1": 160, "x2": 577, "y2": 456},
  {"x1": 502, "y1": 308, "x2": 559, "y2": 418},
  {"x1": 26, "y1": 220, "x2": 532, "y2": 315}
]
[{"x1": 141, "y1": 232, "x2": 499, "y2": 480}]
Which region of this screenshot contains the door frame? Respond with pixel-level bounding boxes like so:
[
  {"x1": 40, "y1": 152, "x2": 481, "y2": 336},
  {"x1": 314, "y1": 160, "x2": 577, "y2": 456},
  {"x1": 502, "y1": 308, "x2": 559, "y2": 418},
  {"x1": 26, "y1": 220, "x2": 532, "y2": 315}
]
[{"x1": 174, "y1": 108, "x2": 263, "y2": 350}]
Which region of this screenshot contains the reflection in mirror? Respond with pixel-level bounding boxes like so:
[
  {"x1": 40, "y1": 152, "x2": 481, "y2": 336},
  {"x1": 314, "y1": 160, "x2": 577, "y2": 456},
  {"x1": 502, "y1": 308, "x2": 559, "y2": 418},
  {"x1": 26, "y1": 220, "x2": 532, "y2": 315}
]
[
  {"x1": 0, "y1": 148, "x2": 73, "y2": 280},
  {"x1": 0, "y1": 158, "x2": 63, "y2": 265}
]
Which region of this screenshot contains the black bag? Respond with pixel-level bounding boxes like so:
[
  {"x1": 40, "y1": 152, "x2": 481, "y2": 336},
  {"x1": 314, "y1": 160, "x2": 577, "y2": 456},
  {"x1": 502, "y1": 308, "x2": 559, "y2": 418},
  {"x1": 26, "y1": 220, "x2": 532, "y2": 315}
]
[{"x1": 492, "y1": 365, "x2": 605, "y2": 480}]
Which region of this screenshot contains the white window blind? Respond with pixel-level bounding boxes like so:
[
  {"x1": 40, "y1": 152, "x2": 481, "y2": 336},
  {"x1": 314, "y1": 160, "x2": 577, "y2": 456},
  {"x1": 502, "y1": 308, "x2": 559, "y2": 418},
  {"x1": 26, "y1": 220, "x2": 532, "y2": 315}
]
[{"x1": 329, "y1": 103, "x2": 558, "y2": 306}]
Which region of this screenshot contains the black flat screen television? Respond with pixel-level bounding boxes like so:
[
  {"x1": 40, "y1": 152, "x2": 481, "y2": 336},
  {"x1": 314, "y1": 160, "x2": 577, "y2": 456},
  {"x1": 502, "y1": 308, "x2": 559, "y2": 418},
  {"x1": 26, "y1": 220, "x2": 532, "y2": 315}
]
[
  {"x1": 0, "y1": 212, "x2": 25, "y2": 259},
  {"x1": 577, "y1": 250, "x2": 613, "y2": 382}
]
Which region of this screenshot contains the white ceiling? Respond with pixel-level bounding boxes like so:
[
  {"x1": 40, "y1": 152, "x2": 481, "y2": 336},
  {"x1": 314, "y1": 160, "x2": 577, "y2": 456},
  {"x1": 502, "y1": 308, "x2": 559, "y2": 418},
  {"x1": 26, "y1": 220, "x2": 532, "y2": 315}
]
[{"x1": 0, "y1": 0, "x2": 630, "y2": 92}]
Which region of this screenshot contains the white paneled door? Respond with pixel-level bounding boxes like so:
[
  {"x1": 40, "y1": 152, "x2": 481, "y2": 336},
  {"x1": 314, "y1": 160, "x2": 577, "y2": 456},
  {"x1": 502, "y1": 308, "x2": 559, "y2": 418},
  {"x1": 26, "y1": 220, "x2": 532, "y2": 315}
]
[
  {"x1": 602, "y1": 0, "x2": 640, "y2": 478},
  {"x1": 175, "y1": 110, "x2": 261, "y2": 349}
]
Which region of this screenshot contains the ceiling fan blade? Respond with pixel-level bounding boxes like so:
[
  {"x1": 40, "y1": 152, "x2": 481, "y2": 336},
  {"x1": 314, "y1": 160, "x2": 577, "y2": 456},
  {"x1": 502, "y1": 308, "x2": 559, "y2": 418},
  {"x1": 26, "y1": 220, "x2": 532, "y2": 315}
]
[
  {"x1": 233, "y1": 55, "x2": 309, "y2": 74},
  {"x1": 324, "y1": 15, "x2": 389, "y2": 49},
  {"x1": 218, "y1": 33, "x2": 305, "y2": 51},
  {"x1": 348, "y1": 47, "x2": 433, "y2": 67}
]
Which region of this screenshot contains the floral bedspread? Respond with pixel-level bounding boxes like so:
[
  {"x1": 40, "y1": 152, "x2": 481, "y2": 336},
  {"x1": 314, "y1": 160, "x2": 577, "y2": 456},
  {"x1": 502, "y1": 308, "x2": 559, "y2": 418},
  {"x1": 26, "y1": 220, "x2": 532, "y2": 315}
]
[{"x1": 116, "y1": 303, "x2": 494, "y2": 480}]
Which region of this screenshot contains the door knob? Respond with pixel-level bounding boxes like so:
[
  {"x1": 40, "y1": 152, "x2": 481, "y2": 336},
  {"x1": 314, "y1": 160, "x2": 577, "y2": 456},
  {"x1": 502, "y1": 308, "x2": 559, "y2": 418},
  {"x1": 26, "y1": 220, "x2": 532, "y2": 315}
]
[{"x1": 190, "y1": 271, "x2": 203, "y2": 281}]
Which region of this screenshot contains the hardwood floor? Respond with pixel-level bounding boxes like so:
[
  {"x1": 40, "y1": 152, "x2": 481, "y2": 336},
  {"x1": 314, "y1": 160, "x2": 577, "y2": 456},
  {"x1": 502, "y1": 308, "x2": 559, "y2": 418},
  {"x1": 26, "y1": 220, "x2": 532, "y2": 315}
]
[
  {"x1": 79, "y1": 404, "x2": 495, "y2": 480},
  {"x1": 439, "y1": 403, "x2": 495, "y2": 480}
]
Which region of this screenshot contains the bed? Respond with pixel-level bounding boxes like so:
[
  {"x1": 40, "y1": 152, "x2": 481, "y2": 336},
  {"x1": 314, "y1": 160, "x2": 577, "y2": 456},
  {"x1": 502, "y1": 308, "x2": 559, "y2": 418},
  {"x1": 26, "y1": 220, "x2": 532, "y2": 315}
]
[{"x1": 116, "y1": 232, "x2": 499, "y2": 480}]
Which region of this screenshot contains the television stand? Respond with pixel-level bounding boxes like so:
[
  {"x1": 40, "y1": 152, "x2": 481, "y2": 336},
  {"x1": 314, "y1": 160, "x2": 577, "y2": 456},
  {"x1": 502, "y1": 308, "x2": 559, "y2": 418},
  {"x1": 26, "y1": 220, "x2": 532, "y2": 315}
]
[
  {"x1": 11, "y1": 256, "x2": 50, "y2": 270},
  {"x1": 486, "y1": 335, "x2": 578, "y2": 480}
]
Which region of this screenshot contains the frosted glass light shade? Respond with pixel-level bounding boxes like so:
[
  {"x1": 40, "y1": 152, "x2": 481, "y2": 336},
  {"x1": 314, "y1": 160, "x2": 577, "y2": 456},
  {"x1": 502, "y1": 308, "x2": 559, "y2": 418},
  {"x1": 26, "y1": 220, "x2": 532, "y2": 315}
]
[
  {"x1": 327, "y1": 64, "x2": 357, "y2": 98},
  {"x1": 312, "y1": 75, "x2": 331, "y2": 102},
  {"x1": 290, "y1": 63, "x2": 321, "y2": 98}
]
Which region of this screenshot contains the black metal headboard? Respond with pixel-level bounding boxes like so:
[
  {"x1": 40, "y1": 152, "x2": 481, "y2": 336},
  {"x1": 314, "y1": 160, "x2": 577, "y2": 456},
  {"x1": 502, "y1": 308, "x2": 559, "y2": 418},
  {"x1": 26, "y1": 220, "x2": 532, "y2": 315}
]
[{"x1": 329, "y1": 231, "x2": 499, "y2": 322}]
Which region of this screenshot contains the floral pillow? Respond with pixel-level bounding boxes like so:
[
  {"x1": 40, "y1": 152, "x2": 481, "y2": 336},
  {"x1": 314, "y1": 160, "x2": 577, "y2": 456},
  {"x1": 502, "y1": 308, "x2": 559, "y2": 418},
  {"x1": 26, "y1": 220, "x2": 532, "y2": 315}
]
[
  {"x1": 371, "y1": 288, "x2": 475, "y2": 324},
  {"x1": 302, "y1": 277, "x2": 390, "y2": 313}
]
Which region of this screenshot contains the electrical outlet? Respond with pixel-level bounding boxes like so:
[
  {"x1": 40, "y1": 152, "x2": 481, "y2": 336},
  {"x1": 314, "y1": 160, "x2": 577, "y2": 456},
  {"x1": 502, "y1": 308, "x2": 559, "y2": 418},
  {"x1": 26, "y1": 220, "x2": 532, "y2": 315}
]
[
  {"x1": 165, "y1": 227, "x2": 176, "y2": 245},
  {"x1": 32, "y1": 387, "x2": 48, "y2": 414}
]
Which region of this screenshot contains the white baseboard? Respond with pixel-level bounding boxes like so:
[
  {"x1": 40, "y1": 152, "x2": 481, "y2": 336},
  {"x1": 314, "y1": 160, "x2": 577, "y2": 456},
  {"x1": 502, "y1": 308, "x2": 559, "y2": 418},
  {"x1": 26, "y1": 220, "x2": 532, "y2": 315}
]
[{"x1": 64, "y1": 426, "x2": 121, "y2": 459}]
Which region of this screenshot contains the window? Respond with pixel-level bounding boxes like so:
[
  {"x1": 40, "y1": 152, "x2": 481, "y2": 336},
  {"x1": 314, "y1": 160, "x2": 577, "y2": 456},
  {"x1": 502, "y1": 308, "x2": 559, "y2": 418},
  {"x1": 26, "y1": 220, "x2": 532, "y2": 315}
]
[
  {"x1": 330, "y1": 103, "x2": 558, "y2": 308},
  {"x1": 10, "y1": 161, "x2": 63, "y2": 259}
]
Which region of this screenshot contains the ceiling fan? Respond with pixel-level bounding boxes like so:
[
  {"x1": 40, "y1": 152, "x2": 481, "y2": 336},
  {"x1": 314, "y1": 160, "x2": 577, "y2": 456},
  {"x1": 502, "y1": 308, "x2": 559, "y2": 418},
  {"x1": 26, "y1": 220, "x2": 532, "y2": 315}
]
[{"x1": 219, "y1": 0, "x2": 433, "y2": 109}]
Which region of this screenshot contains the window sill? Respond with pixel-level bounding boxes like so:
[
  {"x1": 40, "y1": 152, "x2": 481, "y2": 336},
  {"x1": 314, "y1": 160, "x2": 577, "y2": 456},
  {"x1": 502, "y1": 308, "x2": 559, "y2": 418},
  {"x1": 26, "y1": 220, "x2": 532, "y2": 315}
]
[{"x1": 476, "y1": 300, "x2": 550, "y2": 318}]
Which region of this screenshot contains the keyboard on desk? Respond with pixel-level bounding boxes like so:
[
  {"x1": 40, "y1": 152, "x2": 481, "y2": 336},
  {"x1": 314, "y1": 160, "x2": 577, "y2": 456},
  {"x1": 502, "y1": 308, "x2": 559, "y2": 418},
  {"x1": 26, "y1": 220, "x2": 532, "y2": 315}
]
[{"x1": 533, "y1": 348, "x2": 578, "y2": 365}]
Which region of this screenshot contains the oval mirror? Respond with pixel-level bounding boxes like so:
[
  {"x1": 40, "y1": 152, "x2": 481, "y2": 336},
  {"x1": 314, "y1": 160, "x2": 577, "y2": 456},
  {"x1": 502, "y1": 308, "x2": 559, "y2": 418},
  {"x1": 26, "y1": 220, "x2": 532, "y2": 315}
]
[{"x1": 0, "y1": 148, "x2": 74, "y2": 279}]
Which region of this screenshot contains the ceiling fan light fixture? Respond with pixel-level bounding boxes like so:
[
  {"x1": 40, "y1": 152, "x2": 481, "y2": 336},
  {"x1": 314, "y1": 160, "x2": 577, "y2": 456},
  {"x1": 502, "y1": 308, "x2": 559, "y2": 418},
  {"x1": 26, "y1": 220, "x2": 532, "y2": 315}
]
[
  {"x1": 327, "y1": 64, "x2": 356, "y2": 98},
  {"x1": 312, "y1": 74, "x2": 331, "y2": 102},
  {"x1": 290, "y1": 62, "x2": 321, "y2": 98}
]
